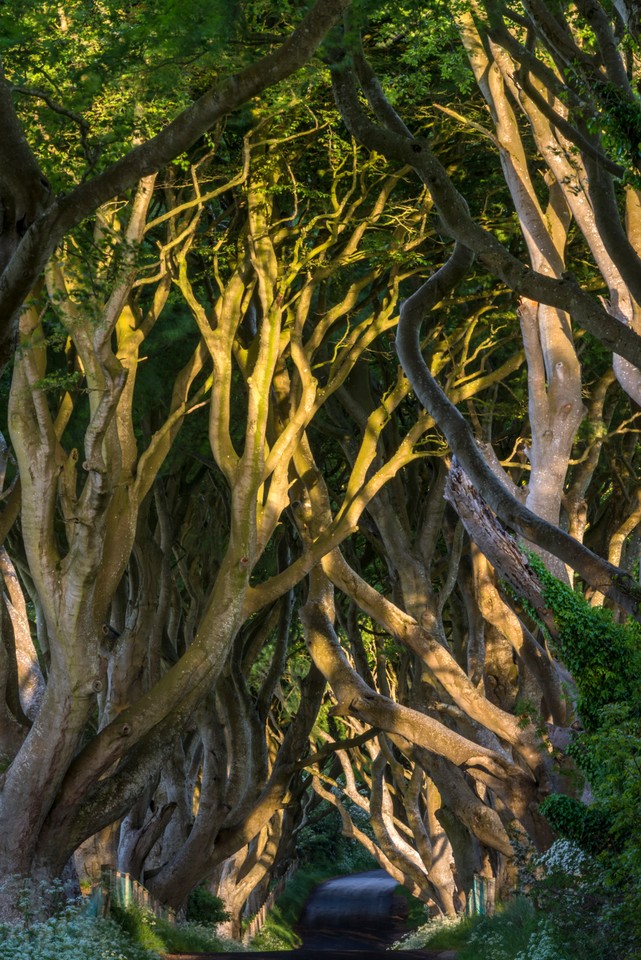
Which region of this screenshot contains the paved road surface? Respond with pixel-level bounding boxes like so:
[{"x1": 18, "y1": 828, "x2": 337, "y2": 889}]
[
  {"x1": 163, "y1": 951, "x2": 457, "y2": 960},
  {"x1": 298, "y1": 870, "x2": 405, "y2": 951},
  {"x1": 162, "y1": 870, "x2": 459, "y2": 959}
]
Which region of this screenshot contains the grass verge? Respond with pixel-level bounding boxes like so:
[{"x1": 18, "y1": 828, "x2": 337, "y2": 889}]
[
  {"x1": 111, "y1": 903, "x2": 243, "y2": 954},
  {"x1": 393, "y1": 897, "x2": 539, "y2": 958}
]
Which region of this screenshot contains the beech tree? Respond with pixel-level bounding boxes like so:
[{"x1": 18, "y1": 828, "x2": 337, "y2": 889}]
[
  {"x1": 290, "y1": 0, "x2": 641, "y2": 916},
  {"x1": 4, "y1": 0, "x2": 641, "y2": 932},
  {"x1": 0, "y1": 76, "x2": 449, "y2": 911},
  {"x1": 0, "y1": 0, "x2": 357, "y2": 911}
]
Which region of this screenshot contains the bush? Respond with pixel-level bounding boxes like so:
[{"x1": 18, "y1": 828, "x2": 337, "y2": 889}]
[
  {"x1": 0, "y1": 876, "x2": 158, "y2": 960},
  {"x1": 295, "y1": 804, "x2": 377, "y2": 874},
  {"x1": 393, "y1": 899, "x2": 540, "y2": 960},
  {"x1": 516, "y1": 841, "x2": 621, "y2": 960},
  {"x1": 186, "y1": 885, "x2": 229, "y2": 925},
  {"x1": 528, "y1": 558, "x2": 641, "y2": 956},
  {"x1": 415, "y1": 842, "x2": 627, "y2": 960}
]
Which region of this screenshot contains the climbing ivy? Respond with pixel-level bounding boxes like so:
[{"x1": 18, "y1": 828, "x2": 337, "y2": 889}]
[
  {"x1": 527, "y1": 554, "x2": 641, "y2": 733},
  {"x1": 524, "y1": 555, "x2": 641, "y2": 953},
  {"x1": 539, "y1": 794, "x2": 610, "y2": 856}
]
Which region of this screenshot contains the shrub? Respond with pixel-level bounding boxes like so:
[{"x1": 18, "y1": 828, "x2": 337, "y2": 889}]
[
  {"x1": 528, "y1": 557, "x2": 641, "y2": 956},
  {"x1": 519, "y1": 841, "x2": 620, "y2": 960},
  {"x1": 295, "y1": 803, "x2": 377, "y2": 874},
  {"x1": 0, "y1": 875, "x2": 158, "y2": 960},
  {"x1": 393, "y1": 898, "x2": 541, "y2": 960},
  {"x1": 186, "y1": 885, "x2": 229, "y2": 925},
  {"x1": 513, "y1": 921, "x2": 565, "y2": 960}
]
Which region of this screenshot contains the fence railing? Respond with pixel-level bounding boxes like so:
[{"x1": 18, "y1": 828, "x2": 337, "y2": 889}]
[
  {"x1": 466, "y1": 873, "x2": 496, "y2": 916},
  {"x1": 242, "y1": 864, "x2": 296, "y2": 943},
  {"x1": 86, "y1": 865, "x2": 176, "y2": 924}
]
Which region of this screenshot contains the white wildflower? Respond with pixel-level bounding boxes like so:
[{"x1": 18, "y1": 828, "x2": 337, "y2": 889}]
[
  {"x1": 535, "y1": 839, "x2": 587, "y2": 876},
  {"x1": 390, "y1": 912, "x2": 462, "y2": 950}
]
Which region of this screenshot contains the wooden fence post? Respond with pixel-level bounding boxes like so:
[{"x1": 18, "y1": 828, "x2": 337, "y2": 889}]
[{"x1": 89, "y1": 866, "x2": 176, "y2": 925}]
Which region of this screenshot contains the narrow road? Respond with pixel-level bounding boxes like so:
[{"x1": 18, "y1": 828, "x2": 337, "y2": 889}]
[
  {"x1": 163, "y1": 869, "x2": 458, "y2": 959},
  {"x1": 298, "y1": 869, "x2": 404, "y2": 951},
  {"x1": 163, "y1": 951, "x2": 457, "y2": 959}
]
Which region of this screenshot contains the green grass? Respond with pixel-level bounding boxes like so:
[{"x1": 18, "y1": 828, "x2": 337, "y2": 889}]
[
  {"x1": 110, "y1": 904, "x2": 166, "y2": 953},
  {"x1": 110, "y1": 903, "x2": 243, "y2": 954},
  {"x1": 456, "y1": 897, "x2": 539, "y2": 960},
  {"x1": 393, "y1": 897, "x2": 539, "y2": 957},
  {"x1": 426, "y1": 916, "x2": 480, "y2": 949},
  {"x1": 393, "y1": 912, "x2": 475, "y2": 950}
]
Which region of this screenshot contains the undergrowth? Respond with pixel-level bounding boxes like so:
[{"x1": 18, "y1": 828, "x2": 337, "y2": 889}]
[
  {"x1": 110, "y1": 902, "x2": 243, "y2": 954},
  {"x1": 458, "y1": 898, "x2": 539, "y2": 960},
  {"x1": 0, "y1": 891, "x2": 157, "y2": 960},
  {"x1": 392, "y1": 898, "x2": 536, "y2": 957},
  {"x1": 0, "y1": 873, "x2": 241, "y2": 960}
]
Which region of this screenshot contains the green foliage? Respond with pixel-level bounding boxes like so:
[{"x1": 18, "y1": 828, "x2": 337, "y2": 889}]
[
  {"x1": 459, "y1": 898, "x2": 539, "y2": 960},
  {"x1": 33, "y1": 370, "x2": 86, "y2": 395},
  {"x1": 520, "y1": 841, "x2": 619, "y2": 960},
  {"x1": 295, "y1": 803, "x2": 377, "y2": 873},
  {"x1": 110, "y1": 903, "x2": 242, "y2": 955},
  {"x1": 357, "y1": 860, "x2": 626, "y2": 960},
  {"x1": 186, "y1": 885, "x2": 230, "y2": 925},
  {"x1": 0, "y1": 914, "x2": 159, "y2": 960},
  {"x1": 583, "y1": 79, "x2": 641, "y2": 182},
  {"x1": 523, "y1": 556, "x2": 641, "y2": 955},
  {"x1": 528, "y1": 554, "x2": 641, "y2": 732},
  {"x1": 393, "y1": 899, "x2": 538, "y2": 958},
  {"x1": 363, "y1": 0, "x2": 476, "y2": 105},
  {"x1": 539, "y1": 795, "x2": 610, "y2": 855},
  {"x1": 3, "y1": 0, "x2": 306, "y2": 187},
  {"x1": 109, "y1": 903, "x2": 166, "y2": 953},
  {"x1": 152, "y1": 917, "x2": 243, "y2": 953}
]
